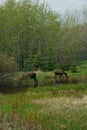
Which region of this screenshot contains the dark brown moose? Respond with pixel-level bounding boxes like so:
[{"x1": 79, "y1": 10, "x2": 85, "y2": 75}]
[
  {"x1": 54, "y1": 70, "x2": 68, "y2": 83},
  {"x1": 22, "y1": 72, "x2": 38, "y2": 87}
]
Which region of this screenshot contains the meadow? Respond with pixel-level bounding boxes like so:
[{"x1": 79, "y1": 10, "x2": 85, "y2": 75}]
[{"x1": 0, "y1": 62, "x2": 87, "y2": 130}]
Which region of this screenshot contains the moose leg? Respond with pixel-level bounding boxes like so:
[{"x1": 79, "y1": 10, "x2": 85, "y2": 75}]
[
  {"x1": 60, "y1": 73, "x2": 68, "y2": 83},
  {"x1": 55, "y1": 75, "x2": 57, "y2": 83},
  {"x1": 34, "y1": 79, "x2": 38, "y2": 88},
  {"x1": 55, "y1": 74, "x2": 61, "y2": 83}
]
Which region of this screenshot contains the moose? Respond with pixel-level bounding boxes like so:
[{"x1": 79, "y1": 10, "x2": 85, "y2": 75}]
[
  {"x1": 54, "y1": 70, "x2": 68, "y2": 83},
  {"x1": 20, "y1": 70, "x2": 68, "y2": 88},
  {"x1": 21, "y1": 72, "x2": 38, "y2": 87}
]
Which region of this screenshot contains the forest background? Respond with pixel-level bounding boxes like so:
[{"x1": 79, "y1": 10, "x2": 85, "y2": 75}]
[{"x1": 0, "y1": 0, "x2": 87, "y2": 72}]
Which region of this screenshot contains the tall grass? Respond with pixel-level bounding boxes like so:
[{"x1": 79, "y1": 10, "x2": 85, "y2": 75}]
[{"x1": 1, "y1": 84, "x2": 87, "y2": 129}]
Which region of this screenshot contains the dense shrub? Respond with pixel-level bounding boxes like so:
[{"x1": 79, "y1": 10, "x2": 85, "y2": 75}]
[
  {"x1": 70, "y1": 66, "x2": 78, "y2": 73},
  {"x1": 0, "y1": 53, "x2": 17, "y2": 87}
]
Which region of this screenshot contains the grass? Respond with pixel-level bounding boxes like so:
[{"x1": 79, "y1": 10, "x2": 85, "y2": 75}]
[
  {"x1": 0, "y1": 61, "x2": 87, "y2": 129},
  {"x1": 1, "y1": 84, "x2": 87, "y2": 129}
]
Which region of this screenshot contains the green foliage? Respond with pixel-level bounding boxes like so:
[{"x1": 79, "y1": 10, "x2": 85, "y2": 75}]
[
  {"x1": 0, "y1": 53, "x2": 17, "y2": 86},
  {"x1": 0, "y1": 0, "x2": 62, "y2": 71},
  {"x1": 32, "y1": 51, "x2": 43, "y2": 70},
  {"x1": 70, "y1": 66, "x2": 78, "y2": 73},
  {"x1": 0, "y1": 0, "x2": 87, "y2": 72}
]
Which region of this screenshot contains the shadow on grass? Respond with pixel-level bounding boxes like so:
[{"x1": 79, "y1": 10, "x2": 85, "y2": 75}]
[{"x1": 0, "y1": 86, "x2": 29, "y2": 95}]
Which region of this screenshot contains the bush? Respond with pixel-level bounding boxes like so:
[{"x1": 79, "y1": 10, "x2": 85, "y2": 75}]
[
  {"x1": 0, "y1": 53, "x2": 18, "y2": 87},
  {"x1": 70, "y1": 66, "x2": 78, "y2": 73},
  {"x1": 60, "y1": 62, "x2": 71, "y2": 71}
]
